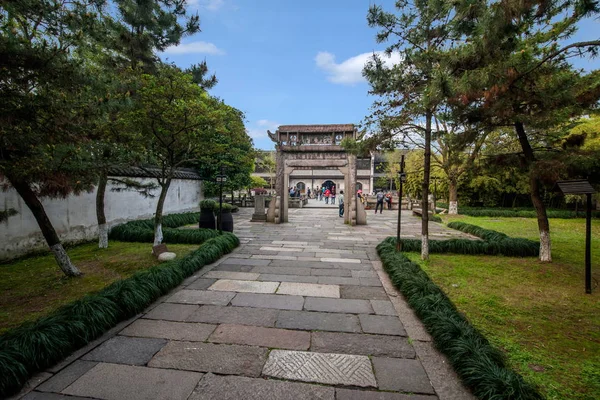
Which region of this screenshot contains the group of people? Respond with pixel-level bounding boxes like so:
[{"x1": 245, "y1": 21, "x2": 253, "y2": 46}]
[
  {"x1": 357, "y1": 190, "x2": 393, "y2": 214},
  {"x1": 309, "y1": 185, "x2": 338, "y2": 204}
]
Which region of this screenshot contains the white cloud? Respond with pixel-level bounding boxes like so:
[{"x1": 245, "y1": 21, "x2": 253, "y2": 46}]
[
  {"x1": 163, "y1": 41, "x2": 225, "y2": 55},
  {"x1": 315, "y1": 51, "x2": 401, "y2": 85},
  {"x1": 248, "y1": 120, "x2": 278, "y2": 140}
]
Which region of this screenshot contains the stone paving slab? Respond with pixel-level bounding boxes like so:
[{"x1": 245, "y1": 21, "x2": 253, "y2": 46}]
[
  {"x1": 231, "y1": 293, "x2": 304, "y2": 310},
  {"x1": 220, "y1": 258, "x2": 271, "y2": 266},
  {"x1": 250, "y1": 254, "x2": 297, "y2": 260},
  {"x1": 119, "y1": 319, "x2": 216, "y2": 341},
  {"x1": 263, "y1": 350, "x2": 377, "y2": 388},
  {"x1": 23, "y1": 392, "x2": 92, "y2": 400},
  {"x1": 336, "y1": 388, "x2": 438, "y2": 400},
  {"x1": 360, "y1": 278, "x2": 384, "y2": 287},
  {"x1": 149, "y1": 341, "x2": 268, "y2": 377},
  {"x1": 204, "y1": 271, "x2": 260, "y2": 280},
  {"x1": 310, "y1": 332, "x2": 415, "y2": 358},
  {"x1": 165, "y1": 289, "x2": 236, "y2": 305},
  {"x1": 372, "y1": 357, "x2": 436, "y2": 394},
  {"x1": 62, "y1": 363, "x2": 202, "y2": 400},
  {"x1": 277, "y1": 282, "x2": 340, "y2": 298},
  {"x1": 186, "y1": 278, "x2": 218, "y2": 290},
  {"x1": 81, "y1": 336, "x2": 166, "y2": 366},
  {"x1": 213, "y1": 264, "x2": 254, "y2": 272},
  {"x1": 142, "y1": 303, "x2": 198, "y2": 321},
  {"x1": 320, "y1": 257, "x2": 362, "y2": 263},
  {"x1": 36, "y1": 361, "x2": 98, "y2": 393},
  {"x1": 258, "y1": 274, "x2": 319, "y2": 283},
  {"x1": 209, "y1": 324, "x2": 310, "y2": 350},
  {"x1": 317, "y1": 276, "x2": 361, "y2": 286},
  {"x1": 251, "y1": 266, "x2": 313, "y2": 276},
  {"x1": 260, "y1": 246, "x2": 304, "y2": 252},
  {"x1": 310, "y1": 268, "x2": 352, "y2": 277},
  {"x1": 303, "y1": 297, "x2": 373, "y2": 314},
  {"x1": 351, "y1": 270, "x2": 378, "y2": 278},
  {"x1": 208, "y1": 279, "x2": 280, "y2": 294},
  {"x1": 190, "y1": 373, "x2": 335, "y2": 400},
  {"x1": 359, "y1": 314, "x2": 407, "y2": 336},
  {"x1": 370, "y1": 300, "x2": 397, "y2": 316},
  {"x1": 186, "y1": 305, "x2": 278, "y2": 327},
  {"x1": 340, "y1": 285, "x2": 389, "y2": 300},
  {"x1": 276, "y1": 310, "x2": 361, "y2": 333}
]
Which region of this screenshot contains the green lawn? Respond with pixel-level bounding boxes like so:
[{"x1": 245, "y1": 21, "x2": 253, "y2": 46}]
[
  {"x1": 406, "y1": 216, "x2": 600, "y2": 400},
  {"x1": 0, "y1": 241, "x2": 198, "y2": 334}
]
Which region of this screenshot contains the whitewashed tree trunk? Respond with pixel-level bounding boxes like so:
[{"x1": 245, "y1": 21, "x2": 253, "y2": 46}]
[
  {"x1": 98, "y1": 224, "x2": 108, "y2": 249},
  {"x1": 449, "y1": 201, "x2": 458, "y2": 215},
  {"x1": 421, "y1": 234, "x2": 429, "y2": 261},
  {"x1": 51, "y1": 244, "x2": 82, "y2": 276},
  {"x1": 154, "y1": 222, "x2": 163, "y2": 246},
  {"x1": 539, "y1": 230, "x2": 552, "y2": 262}
]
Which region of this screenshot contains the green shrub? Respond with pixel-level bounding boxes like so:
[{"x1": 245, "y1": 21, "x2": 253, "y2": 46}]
[
  {"x1": 388, "y1": 221, "x2": 539, "y2": 257},
  {"x1": 220, "y1": 203, "x2": 233, "y2": 213},
  {"x1": 199, "y1": 199, "x2": 216, "y2": 210},
  {"x1": 0, "y1": 233, "x2": 239, "y2": 397},
  {"x1": 108, "y1": 212, "x2": 220, "y2": 243},
  {"x1": 451, "y1": 207, "x2": 600, "y2": 219},
  {"x1": 376, "y1": 240, "x2": 543, "y2": 400}
]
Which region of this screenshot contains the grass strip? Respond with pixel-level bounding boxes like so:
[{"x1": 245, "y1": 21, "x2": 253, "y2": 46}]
[
  {"x1": 376, "y1": 240, "x2": 543, "y2": 400},
  {"x1": 0, "y1": 214, "x2": 239, "y2": 397},
  {"x1": 389, "y1": 221, "x2": 539, "y2": 257}
]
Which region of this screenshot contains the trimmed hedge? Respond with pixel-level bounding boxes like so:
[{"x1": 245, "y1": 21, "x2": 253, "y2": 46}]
[
  {"x1": 441, "y1": 206, "x2": 600, "y2": 219},
  {"x1": 377, "y1": 240, "x2": 543, "y2": 400},
  {"x1": 0, "y1": 214, "x2": 239, "y2": 398},
  {"x1": 108, "y1": 212, "x2": 222, "y2": 244},
  {"x1": 388, "y1": 221, "x2": 539, "y2": 257}
]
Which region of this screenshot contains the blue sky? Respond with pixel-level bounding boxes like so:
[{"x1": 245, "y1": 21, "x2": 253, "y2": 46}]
[{"x1": 161, "y1": 0, "x2": 600, "y2": 150}]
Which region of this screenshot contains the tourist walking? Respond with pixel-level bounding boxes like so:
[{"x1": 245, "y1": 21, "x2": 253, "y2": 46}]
[
  {"x1": 338, "y1": 190, "x2": 344, "y2": 217},
  {"x1": 331, "y1": 185, "x2": 336, "y2": 204},
  {"x1": 375, "y1": 191, "x2": 385, "y2": 214},
  {"x1": 385, "y1": 192, "x2": 392, "y2": 210},
  {"x1": 324, "y1": 188, "x2": 331, "y2": 204},
  {"x1": 307, "y1": 188, "x2": 311, "y2": 199}
]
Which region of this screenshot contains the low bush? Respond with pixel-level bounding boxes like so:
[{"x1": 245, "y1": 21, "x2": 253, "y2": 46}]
[
  {"x1": 388, "y1": 221, "x2": 539, "y2": 257},
  {"x1": 0, "y1": 212, "x2": 239, "y2": 397},
  {"x1": 377, "y1": 240, "x2": 543, "y2": 400},
  {"x1": 445, "y1": 207, "x2": 600, "y2": 219},
  {"x1": 199, "y1": 199, "x2": 217, "y2": 210}
]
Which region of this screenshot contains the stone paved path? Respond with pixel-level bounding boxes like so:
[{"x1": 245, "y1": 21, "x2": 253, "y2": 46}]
[{"x1": 18, "y1": 208, "x2": 476, "y2": 400}]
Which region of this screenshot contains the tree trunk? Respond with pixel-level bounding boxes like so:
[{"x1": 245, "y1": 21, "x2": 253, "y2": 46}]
[
  {"x1": 9, "y1": 177, "x2": 82, "y2": 276},
  {"x1": 448, "y1": 179, "x2": 458, "y2": 215},
  {"x1": 515, "y1": 121, "x2": 551, "y2": 262},
  {"x1": 154, "y1": 178, "x2": 172, "y2": 246},
  {"x1": 96, "y1": 172, "x2": 108, "y2": 249},
  {"x1": 421, "y1": 110, "x2": 432, "y2": 260}
]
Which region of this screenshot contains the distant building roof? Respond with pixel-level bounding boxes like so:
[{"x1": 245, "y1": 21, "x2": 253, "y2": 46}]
[
  {"x1": 278, "y1": 124, "x2": 355, "y2": 133},
  {"x1": 108, "y1": 166, "x2": 203, "y2": 180}
]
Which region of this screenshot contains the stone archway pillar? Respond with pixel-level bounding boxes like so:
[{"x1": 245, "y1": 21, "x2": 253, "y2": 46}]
[
  {"x1": 346, "y1": 154, "x2": 358, "y2": 226},
  {"x1": 275, "y1": 148, "x2": 285, "y2": 224}
]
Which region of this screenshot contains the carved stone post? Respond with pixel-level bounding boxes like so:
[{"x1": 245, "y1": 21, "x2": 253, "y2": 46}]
[{"x1": 251, "y1": 195, "x2": 267, "y2": 222}]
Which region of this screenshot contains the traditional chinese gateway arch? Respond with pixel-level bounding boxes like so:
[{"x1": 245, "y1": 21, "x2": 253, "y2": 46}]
[{"x1": 266, "y1": 124, "x2": 365, "y2": 225}]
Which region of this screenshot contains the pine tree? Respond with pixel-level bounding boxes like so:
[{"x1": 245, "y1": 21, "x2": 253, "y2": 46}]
[
  {"x1": 448, "y1": 0, "x2": 600, "y2": 261},
  {"x1": 364, "y1": 0, "x2": 455, "y2": 259}
]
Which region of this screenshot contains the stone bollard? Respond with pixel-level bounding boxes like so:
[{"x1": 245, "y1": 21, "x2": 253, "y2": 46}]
[{"x1": 251, "y1": 194, "x2": 267, "y2": 222}]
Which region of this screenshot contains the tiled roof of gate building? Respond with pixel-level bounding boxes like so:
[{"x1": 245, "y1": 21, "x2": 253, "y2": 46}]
[{"x1": 278, "y1": 124, "x2": 355, "y2": 133}]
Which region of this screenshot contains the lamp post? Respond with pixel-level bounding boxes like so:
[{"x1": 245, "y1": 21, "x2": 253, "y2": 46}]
[
  {"x1": 396, "y1": 155, "x2": 406, "y2": 251},
  {"x1": 216, "y1": 166, "x2": 228, "y2": 231}
]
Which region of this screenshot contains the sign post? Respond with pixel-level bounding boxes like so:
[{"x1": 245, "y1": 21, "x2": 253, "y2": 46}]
[{"x1": 554, "y1": 180, "x2": 596, "y2": 294}]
